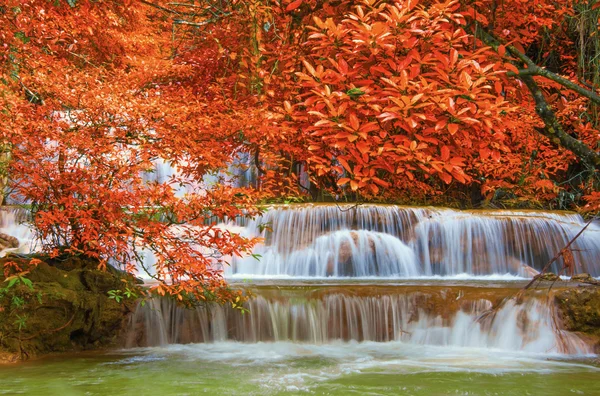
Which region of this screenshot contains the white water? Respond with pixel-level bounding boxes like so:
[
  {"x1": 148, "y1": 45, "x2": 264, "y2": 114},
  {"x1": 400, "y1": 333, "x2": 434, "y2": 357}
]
[
  {"x1": 2, "y1": 204, "x2": 599, "y2": 278},
  {"x1": 0, "y1": 207, "x2": 35, "y2": 256},
  {"x1": 230, "y1": 205, "x2": 600, "y2": 277},
  {"x1": 129, "y1": 341, "x2": 598, "y2": 373},
  {"x1": 128, "y1": 292, "x2": 591, "y2": 355},
  {"x1": 1, "y1": 203, "x2": 598, "y2": 357},
  {"x1": 233, "y1": 230, "x2": 419, "y2": 277}
]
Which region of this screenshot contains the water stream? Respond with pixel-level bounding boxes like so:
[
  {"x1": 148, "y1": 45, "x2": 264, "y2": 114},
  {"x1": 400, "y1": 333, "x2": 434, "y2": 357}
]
[{"x1": 1, "y1": 204, "x2": 600, "y2": 395}]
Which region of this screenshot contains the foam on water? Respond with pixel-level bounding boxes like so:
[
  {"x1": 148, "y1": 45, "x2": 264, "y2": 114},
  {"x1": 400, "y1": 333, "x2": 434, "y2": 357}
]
[{"x1": 121, "y1": 341, "x2": 599, "y2": 386}]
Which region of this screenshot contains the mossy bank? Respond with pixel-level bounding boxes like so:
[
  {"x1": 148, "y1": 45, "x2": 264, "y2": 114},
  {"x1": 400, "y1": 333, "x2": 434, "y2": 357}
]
[{"x1": 0, "y1": 255, "x2": 137, "y2": 363}]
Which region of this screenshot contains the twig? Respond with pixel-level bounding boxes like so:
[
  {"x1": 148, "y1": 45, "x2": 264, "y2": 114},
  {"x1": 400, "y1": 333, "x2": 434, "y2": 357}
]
[
  {"x1": 335, "y1": 202, "x2": 363, "y2": 212},
  {"x1": 523, "y1": 219, "x2": 594, "y2": 291},
  {"x1": 139, "y1": 0, "x2": 184, "y2": 15}
]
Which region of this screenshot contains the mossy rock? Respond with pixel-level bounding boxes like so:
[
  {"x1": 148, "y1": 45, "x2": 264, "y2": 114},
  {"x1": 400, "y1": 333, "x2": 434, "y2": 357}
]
[
  {"x1": 0, "y1": 256, "x2": 137, "y2": 361},
  {"x1": 538, "y1": 272, "x2": 560, "y2": 281},
  {"x1": 555, "y1": 287, "x2": 600, "y2": 351}
]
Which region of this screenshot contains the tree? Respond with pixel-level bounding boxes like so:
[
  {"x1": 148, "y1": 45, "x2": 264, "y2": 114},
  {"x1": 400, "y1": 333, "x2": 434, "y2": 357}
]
[
  {"x1": 1, "y1": 0, "x2": 263, "y2": 304},
  {"x1": 1, "y1": 0, "x2": 599, "y2": 307}
]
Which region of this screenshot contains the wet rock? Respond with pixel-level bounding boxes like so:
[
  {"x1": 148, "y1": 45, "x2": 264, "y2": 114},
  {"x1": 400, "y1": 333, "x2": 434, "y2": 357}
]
[
  {"x1": 506, "y1": 256, "x2": 539, "y2": 278},
  {"x1": 0, "y1": 351, "x2": 19, "y2": 364},
  {"x1": 326, "y1": 231, "x2": 377, "y2": 276},
  {"x1": 0, "y1": 232, "x2": 19, "y2": 251},
  {"x1": 538, "y1": 272, "x2": 559, "y2": 281},
  {"x1": 571, "y1": 273, "x2": 595, "y2": 283},
  {"x1": 0, "y1": 256, "x2": 137, "y2": 361},
  {"x1": 555, "y1": 287, "x2": 600, "y2": 351}
]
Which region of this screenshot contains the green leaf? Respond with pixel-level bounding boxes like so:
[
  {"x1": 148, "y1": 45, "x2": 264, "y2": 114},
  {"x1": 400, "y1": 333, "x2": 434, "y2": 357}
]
[
  {"x1": 346, "y1": 88, "x2": 365, "y2": 99},
  {"x1": 13, "y1": 31, "x2": 30, "y2": 44},
  {"x1": 66, "y1": 0, "x2": 77, "y2": 7},
  {"x1": 7, "y1": 277, "x2": 19, "y2": 289},
  {"x1": 20, "y1": 276, "x2": 33, "y2": 290}
]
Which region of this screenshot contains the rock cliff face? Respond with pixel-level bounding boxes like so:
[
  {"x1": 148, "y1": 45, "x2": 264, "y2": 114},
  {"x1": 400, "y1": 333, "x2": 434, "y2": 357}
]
[
  {"x1": 0, "y1": 256, "x2": 135, "y2": 363},
  {"x1": 555, "y1": 285, "x2": 600, "y2": 352}
]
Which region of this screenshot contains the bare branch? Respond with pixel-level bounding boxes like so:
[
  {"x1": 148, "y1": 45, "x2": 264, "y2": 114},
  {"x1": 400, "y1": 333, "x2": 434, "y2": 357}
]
[
  {"x1": 473, "y1": 28, "x2": 600, "y2": 168},
  {"x1": 477, "y1": 29, "x2": 600, "y2": 105}
]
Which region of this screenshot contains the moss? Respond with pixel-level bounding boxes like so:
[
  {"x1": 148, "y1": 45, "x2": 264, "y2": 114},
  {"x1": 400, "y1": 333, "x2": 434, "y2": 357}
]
[
  {"x1": 0, "y1": 256, "x2": 137, "y2": 361},
  {"x1": 554, "y1": 287, "x2": 600, "y2": 350}
]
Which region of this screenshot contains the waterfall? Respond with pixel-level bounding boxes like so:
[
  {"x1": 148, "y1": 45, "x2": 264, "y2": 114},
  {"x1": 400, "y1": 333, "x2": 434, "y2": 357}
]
[
  {"x1": 1, "y1": 202, "x2": 597, "y2": 355},
  {"x1": 4, "y1": 203, "x2": 598, "y2": 277},
  {"x1": 233, "y1": 229, "x2": 419, "y2": 277},
  {"x1": 127, "y1": 287, "x2": 591, "y2": 355},
  {"x1": 230, "y1": 205, "x2": 600, "y2": 277},
  {"x1": 0, "y1": 207, "x2": 34, "y2": 256}
]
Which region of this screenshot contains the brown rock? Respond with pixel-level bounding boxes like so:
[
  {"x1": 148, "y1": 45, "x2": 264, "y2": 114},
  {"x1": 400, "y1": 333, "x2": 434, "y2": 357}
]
[
  {"x1": 0, "y1": 232, "x2": 19, "y2": 251},
  {"x1": 538, "y1": 272, "x2": 560, "y2": 281},
  {"x1": 571, "y1": 273, "x2": 594, "y2": 282}
]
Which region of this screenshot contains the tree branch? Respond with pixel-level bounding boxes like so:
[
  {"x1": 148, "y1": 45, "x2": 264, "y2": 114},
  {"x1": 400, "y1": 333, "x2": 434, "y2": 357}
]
[
  {"x1": 474, "y1": 28, "x2": 600, "y2": 168},
  {"x1": 172, "y1": 14, "x2": 231, "y2": 27},
  {"x1": 139, "y1": 0, "x2": 183, "y2": 15},
  {"x1": 521, "y1": 74, "x2": 600, "y2": 167},
  {"x1": 477, "y1": 29, "x2": 600, "y2": 105}
]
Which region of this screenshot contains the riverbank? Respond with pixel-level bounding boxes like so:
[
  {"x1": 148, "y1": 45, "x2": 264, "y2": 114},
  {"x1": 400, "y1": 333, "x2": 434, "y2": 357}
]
[{"x1": 0, "y1": 256, "x2": 136, "y2": 363}]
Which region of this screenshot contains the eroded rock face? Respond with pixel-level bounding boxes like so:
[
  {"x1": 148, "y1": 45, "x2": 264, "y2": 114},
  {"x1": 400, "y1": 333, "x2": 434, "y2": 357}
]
[
  {"x1": 555, "y1": 287, "x2": 600, "y2": 352},
  {"x1": 0, "y1": 256, "x2": 136, "y2": 361}
]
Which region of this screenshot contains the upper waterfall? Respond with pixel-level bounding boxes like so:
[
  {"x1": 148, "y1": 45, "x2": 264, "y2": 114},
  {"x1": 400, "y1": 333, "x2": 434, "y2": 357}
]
[
  {"x1": 229, "y1": 204, "x2": 600, "y2": 278},
  {"x1": 2, "y1": 204, "x2": 599, "y2": 278}
]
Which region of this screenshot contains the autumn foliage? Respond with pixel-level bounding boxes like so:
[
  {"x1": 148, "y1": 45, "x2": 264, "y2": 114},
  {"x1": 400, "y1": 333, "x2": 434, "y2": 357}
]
[{"x1": 1, "y1": 0, "x2": 599, "y2": 302}]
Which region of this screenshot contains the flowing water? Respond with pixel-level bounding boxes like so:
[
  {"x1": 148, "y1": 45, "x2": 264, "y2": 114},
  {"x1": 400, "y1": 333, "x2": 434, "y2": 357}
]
[{"x1": 1, "y1": 204, "x2": 600, "y2": 395}]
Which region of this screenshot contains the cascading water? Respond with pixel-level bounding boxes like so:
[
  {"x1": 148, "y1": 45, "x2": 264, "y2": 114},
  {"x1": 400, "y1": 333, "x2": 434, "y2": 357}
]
[
  {"x1": 0, "y1": 207, "x2": 34, "y2": 256},
  {"x1": 230, "y1": 205, "x2": 600, "y2": 277},
  {"x1": 1, "y1": 203, "x2": 598, "y2": 361},
  {"x1": 124, "y1": 203, "x2": 600, "y2": 366},
  {"x1": 128, "y1": 285, "x2": 591, "y2": 354},
  {"x1": 234, "y1": 229, "x2": 419, "y2": 277}
]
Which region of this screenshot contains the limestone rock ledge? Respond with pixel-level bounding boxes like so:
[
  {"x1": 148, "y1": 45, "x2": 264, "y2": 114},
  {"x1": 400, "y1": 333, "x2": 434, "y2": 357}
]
[
  {"x1": 555, "y1": 285, "x2": 600, "y2": 352},
  {"x1": 0, "y1": 256, "x2": 136, "y2": 363}
]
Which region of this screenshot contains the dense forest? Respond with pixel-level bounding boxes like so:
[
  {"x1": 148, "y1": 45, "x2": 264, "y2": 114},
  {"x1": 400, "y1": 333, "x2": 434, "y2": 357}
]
[{"x1": 1, "y1": 0, "x2": 599, "y2": 304}]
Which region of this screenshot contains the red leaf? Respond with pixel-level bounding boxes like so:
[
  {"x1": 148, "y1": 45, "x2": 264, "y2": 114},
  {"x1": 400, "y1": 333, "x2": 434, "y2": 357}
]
[
  {"x1": 441, "y1": 146, "x2": 450, "y2": 161},
  {"x1": 439, "y1": 172, "x2": 452, "y2": 184},
  {"x1": 497, "y1": 45, "x2": 506, "y2": 57},
  {"x1": 286, "y1": 0, "x2": 303, "y2": 12}
]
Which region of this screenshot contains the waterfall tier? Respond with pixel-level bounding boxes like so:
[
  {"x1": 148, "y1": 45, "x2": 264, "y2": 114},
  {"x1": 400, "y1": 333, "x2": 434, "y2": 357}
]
[
  {"x1": 127, "y1": 284, "x2": 591, "y2": 355},
  {"x1": 230, "y1": 205, "x2": 600, "y2": 277},
  {"x1": 2, "y1": 204, "x2": 599, "y2": 277}
]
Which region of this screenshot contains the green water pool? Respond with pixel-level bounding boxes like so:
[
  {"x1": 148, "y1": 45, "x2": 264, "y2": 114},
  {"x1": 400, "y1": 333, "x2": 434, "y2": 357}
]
[{"x1": 0, "y1": 341, "x2": 598, "y2": 395}]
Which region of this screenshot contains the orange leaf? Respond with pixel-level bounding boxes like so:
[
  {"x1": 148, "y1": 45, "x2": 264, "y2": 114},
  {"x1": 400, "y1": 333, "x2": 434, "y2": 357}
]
[
  {"x1": 447, "y1": 123, "x2": 459, "y2": 135},
  {"x1": 497, "y1": 45, "x2": 506, "y2": 57},
  {"x1": 286, "y1": 0, "x2": 303, "y2": 12},
  {"x1": 439, "y1": 172, "x2": 452, "y2": 184},
  {"x1": 356, "y1": 141, "x2": 369, "y2": 155}
]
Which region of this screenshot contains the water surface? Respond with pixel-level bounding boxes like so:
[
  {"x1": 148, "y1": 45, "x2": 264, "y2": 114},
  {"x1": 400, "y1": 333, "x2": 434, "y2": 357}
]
[{"x1": 1, "y1": 342, "x2": 599, "y2": 395}]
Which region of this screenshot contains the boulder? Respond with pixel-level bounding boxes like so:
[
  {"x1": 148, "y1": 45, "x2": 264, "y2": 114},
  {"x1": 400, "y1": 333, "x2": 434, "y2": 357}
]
[
  {"x1": 538, "y1": 272, "x2": 560, "y2": 281},
  {"x1": 0, "y1": 232, "x2": 19, "y2": 251},
  {"x1": 571, "y1": 272, "x2": 600, "y2": 285},
  {"x1": 0, "y1": 256, "x2": 137, "y2": 361}
]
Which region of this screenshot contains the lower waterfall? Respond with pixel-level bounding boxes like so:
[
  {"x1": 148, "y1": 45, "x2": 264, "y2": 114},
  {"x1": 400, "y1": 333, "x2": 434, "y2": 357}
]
[{"x1": 126, "y1": 284, "x2": 592, "y2": 355}]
